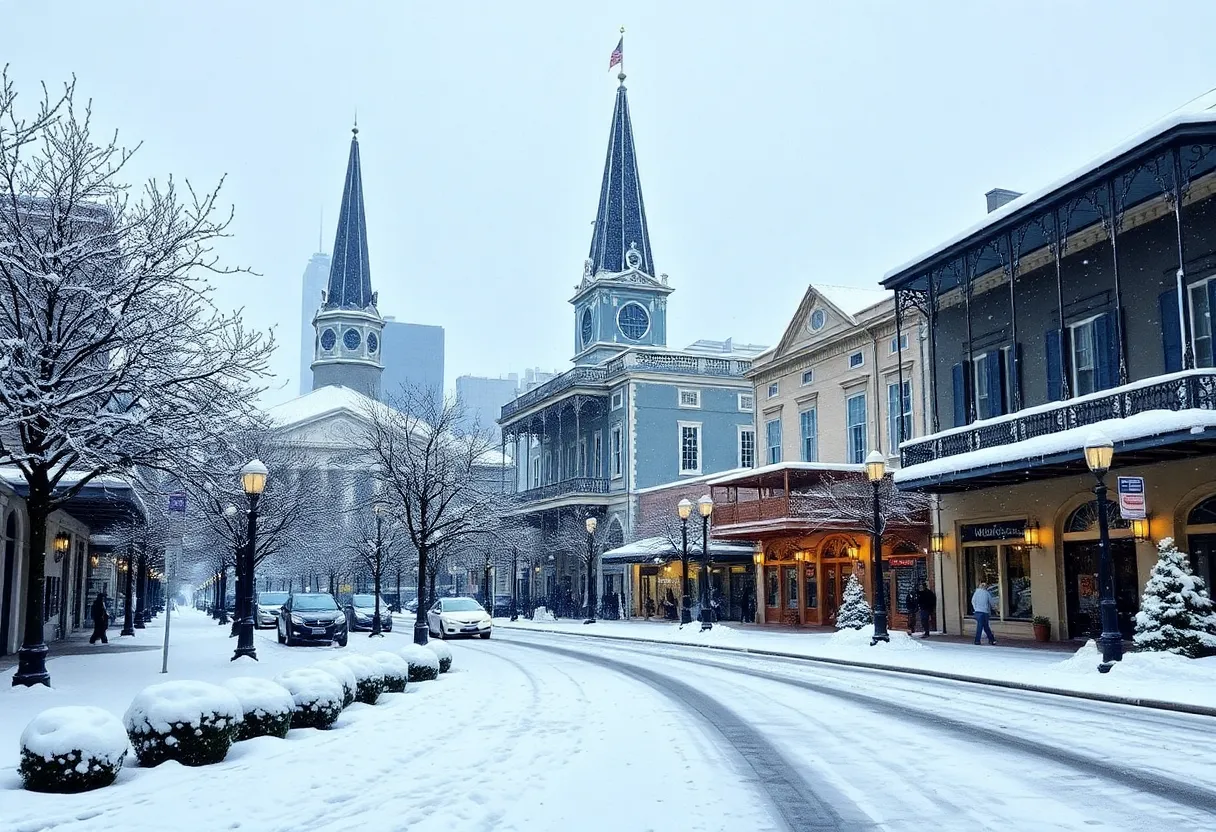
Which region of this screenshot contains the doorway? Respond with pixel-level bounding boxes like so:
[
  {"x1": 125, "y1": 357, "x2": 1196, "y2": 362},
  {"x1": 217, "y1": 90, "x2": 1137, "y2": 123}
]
[
  {"x1": 1064, "y1": 539, "x2": 1139, "y2": 640},
  {"x1": 1189, "y1": 533, "x2": 1216, "y2": 592},
  {"x1": 1, "y1": 513, "x2": 15, "y2": 655}
]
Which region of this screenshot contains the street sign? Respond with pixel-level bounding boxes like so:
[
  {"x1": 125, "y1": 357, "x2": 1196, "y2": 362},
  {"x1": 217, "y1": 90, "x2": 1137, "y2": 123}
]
[
  {"x1": 1117, "y1": 476, "x2": 1146, "y2": 520},
  {"x1": 167, "y1": 492, "x2": 187, "y2": 513}
]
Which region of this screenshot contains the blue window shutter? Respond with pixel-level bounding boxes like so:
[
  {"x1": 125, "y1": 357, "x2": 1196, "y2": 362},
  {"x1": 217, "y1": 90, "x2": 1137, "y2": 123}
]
[
  {"x1": 1045, "y1": 329, "x2": 1063, "y2": 402},
  {"x1": 1160, "y1": 288, "x2": 1183, "y2": 372},
  {"x1": 1207, "y1": 281, "x2": 1216, "y2": 367},
  {"x1": 951, "y1": 363, "x2": 967, "y2": 427},
  {"x1": 1005, "y1": 344, "x2": 1020, "y2": 411},
  {"x1": 985, "y1": 352, "x2": 1003, "y2": 417},
  {"x1": 1093, "y1": 313, "x2": 1114, "y2": 391}
]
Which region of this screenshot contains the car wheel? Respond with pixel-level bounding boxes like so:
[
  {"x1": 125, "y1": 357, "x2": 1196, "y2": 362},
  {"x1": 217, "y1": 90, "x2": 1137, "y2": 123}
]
[
  {"x1": 284, "y1": 622, "x2": 294, "y2": 647},
  {"x1": 336, "y1": 632, "x2": 348, "y2": 648},
  {"x1": 480, "y1": 632, "x2": 491, "y2": 639},
  {"x1": 277, "y1": 621, "x2": 285, "y2": 644}
]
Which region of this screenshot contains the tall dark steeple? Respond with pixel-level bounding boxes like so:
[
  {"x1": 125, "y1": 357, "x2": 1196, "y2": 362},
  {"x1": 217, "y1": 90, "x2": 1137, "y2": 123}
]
[
  {"x1": 311, "y1": 125, "x2": 384, "y2": 399},
  {"x1": 586, "y1": 78, "x2": 655, "y2": 278}
]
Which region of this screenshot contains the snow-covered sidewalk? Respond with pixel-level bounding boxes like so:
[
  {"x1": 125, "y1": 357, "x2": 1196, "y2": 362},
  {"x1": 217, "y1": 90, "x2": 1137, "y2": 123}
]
[{"x1": 498, "y1": 617, "x2": 1216, "y2": 712}]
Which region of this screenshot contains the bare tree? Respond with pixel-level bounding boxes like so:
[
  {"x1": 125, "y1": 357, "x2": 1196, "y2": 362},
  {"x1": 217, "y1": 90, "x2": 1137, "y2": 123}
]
[
  {"x1": 345, "y1": 501, "x2": 407, "y2": 637},
  {"x1": 0, "y1": 73, "x2": 272, "y2": 685},
  {"x1": 362, "y1": 387, "x2": 506, "y2": 644},
  {"x1": 788, "y1": 475, "x2": 931, "y2": 539}
]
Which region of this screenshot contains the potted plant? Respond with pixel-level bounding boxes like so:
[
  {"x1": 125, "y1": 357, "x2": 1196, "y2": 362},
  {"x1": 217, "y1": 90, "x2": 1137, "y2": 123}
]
[{"x1": 1032, "y1": 615, "x2": 1051, "y2": 642}]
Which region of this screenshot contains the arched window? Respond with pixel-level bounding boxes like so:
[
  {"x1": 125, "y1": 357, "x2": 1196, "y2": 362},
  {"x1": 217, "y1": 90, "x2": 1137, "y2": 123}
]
[
  {"x1": 820, "y1": 535, "x2": 857, "y2": 560},
  {"x1": 606, "y1": 518, "x2": 624, "y2": 552},
  {"x1": 1064, "y1": 499, "x2": 1130, "y2": 534},
  {"x1": 1187, "y1": 495, "x2": 1216, "y2": 526}
]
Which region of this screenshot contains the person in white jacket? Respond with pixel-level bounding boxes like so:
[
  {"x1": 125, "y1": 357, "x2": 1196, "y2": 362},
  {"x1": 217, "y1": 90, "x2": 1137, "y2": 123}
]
[{"x1": 971, "y1": 583, "x2": 997, "y2": 645}]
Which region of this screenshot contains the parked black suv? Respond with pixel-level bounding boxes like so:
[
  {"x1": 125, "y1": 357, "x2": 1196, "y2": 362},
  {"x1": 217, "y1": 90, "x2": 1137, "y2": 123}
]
[{"x1": 276, "y1": 593, "x2": 348, "y2": 647}]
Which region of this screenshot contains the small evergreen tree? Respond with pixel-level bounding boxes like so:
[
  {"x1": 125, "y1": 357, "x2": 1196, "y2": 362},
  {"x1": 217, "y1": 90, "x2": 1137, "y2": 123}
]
[
  {"x1": 1133, "y1": 538, "x2": 1216, "y2": 658},
  {"x1": 835, "y1": 573, "x2": 872, "y2": 630}
]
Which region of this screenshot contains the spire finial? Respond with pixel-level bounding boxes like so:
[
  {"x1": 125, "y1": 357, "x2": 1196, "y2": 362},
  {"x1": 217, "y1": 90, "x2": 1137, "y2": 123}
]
[
  {"x1": 353, "y1": 109, "x2": 358, "y2": 137},
  {"x1": 618, "y1": 26, "x2": 626, "y2": 84}
]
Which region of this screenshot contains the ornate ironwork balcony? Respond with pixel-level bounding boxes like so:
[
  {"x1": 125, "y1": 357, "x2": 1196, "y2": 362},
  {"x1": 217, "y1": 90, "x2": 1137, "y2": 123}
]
[
  {"x1": 515, "y1": 477, "x2": 611, "y2": 503},
  {"x1": 901, "y1": 370, "x2": 1216, "y2": 468},
  {"x1": 500, "y1": 367, "x2": 609, "y2": 421}
]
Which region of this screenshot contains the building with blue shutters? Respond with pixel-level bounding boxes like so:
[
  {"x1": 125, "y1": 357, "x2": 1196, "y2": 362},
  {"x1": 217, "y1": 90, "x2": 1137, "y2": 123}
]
[
  {"x1": 885, "y1": 93, "x2": 1216, "y2": 644},
  {"x1": 498, "y1": 70, "x2": 765, "y2": 615}
]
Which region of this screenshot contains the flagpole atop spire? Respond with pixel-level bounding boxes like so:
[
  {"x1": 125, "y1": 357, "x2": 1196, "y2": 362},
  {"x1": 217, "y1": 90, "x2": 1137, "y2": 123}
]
[{"x1": 610, "y1": 27, "x2": 625, "y2": 83}]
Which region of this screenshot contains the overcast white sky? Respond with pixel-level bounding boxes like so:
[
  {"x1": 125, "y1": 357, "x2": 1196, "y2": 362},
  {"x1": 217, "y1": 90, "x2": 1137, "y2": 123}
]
[{"x1": 7, "y1": 1, "x2": 1216, "y2": 406}]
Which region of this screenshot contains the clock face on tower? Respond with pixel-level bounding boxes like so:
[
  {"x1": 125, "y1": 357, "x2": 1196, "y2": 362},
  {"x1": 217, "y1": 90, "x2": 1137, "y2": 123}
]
[
  {"x1": 580, "y1": 308, "x2": 593, "y2": 346},
  {"x1": 343, "y1": 328, "x2": 361, "y2": 351},
  {"x1": 320, "y1": 329, "x2": 337, "y2": 351},
  {"x1": 617, "y1": 302, "x2": 650, "y2": 341}
]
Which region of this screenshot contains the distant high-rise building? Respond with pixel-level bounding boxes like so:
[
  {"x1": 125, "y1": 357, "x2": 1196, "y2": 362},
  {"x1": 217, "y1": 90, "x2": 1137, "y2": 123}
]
[
  {"x1": 519, "y1": 367, "x2": 561, "y2": 393},
  {"x1": 455, "y1": 374, "x2": 520, "y2": 440},
  {"x1": 380, "y1": 318, "x2": 444, "y2": 403},
  {"x1": 298, "y1": 252, "x2": 331, "y2": 395}
]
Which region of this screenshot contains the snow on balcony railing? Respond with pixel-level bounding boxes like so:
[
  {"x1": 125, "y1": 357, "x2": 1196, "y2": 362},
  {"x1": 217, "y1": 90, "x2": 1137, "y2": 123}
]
[{"x1": 515, "y1": 477, "x2": 611, "y2": 503}]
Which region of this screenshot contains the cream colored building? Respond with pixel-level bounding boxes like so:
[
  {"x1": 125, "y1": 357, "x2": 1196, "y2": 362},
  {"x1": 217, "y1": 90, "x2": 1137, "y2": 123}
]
[{"x1": 747, "y1": 284, "x2": 927, "y2": 467}]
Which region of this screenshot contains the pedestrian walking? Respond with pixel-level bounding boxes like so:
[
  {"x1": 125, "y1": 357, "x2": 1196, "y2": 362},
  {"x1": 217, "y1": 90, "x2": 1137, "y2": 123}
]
[
  {"x1": 89, "y1": 591, "x2": 109, "y2": 644},
  {"x1": 904, "y1": 587, "x2": 919, "y2": 633},
  {"x1": 742, "y1": 591, "x2": 756, "y2": 623},
  {"x1": 916, "y1": 583, "x2": 936, "y2": 637},
  {"x1": 971, "y1": 582, "x2": 997, "y2": 645}
]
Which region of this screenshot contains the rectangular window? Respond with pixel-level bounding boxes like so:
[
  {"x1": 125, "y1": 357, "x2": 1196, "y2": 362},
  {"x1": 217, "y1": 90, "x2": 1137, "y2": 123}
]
[
  {"x1": 799, "y1": 408, "x2": 818, "y2": 462},
  {"x1": 1070, "y1": 318, "x2": 1097, "y2": 396},
  {"x1": 846, "y1": 393, "x2": 867, "y2": 464},
  {"x1": 889, "y1": 333, "x2": 909, "y2": 355},
  {"x1": 1000, "y1": 345, "x2": 1015, "y2": 412},
  {"x1": 593, "y1": 434, "x2": 602, "y2": 477},
  {"x1": 765, "y1": 567, "x2": 779, "y2": 607},
  {"x1": 764, "y1": 418, "x2": 782, "y2": 464},
  {"x1": 543, "y1": 451, "x2": 552, "y2": 484},
  {"x1": 611, "y1": 427, "x2": 622, "y2": 478},
  {"x1": 531, "y1": 457, "x2": 541, "y2": 488},
  {"x1": 848, "y1": 351, "x2": 864, "y2": 369},
  {"x1": 973, "y1": 353, "x2": 991, "y2": 419},
  {"x1": 804, "y1": 564, "x2": 818, "y2": 609},
  {"x1": 767, "y1": 382, "x2": 780, "y2": 398},
  {"x1": 578, "y1": 440, "x2": 587, "y2": 477},
  {"x1": 678, "y1": 389, "x2": 701, "y2": 408},
  {"x1": 964, "y1": 546, "x2": 999, "y2": 615},
  {"x1": 1004, "y1": 546, "x2": 1033, "y2": 620},
  {"x1": 738, "y1": 427, "x2": 756, "y2": 468},
  {"x1": 784, "y1": 566, "x2": 799, "y2": 608},
  {"x1": 738, "y1": 393, "x2": 754, "y2": 412},
  {"x1": 611, "y1": 391, "x2": 623, "y2": 410},
  {"x1": 801, "y1": 369, "x2": 814, "y2": 386},
  {"x1": 887, "y1": 380, "x2": 912, "y2": 452},
  {"x1": 679, "y1": 421, "x2": 702, "y2": 475},
  {"x1": 1190, "y1": 277, "x2": 1214, "y2": 368}
]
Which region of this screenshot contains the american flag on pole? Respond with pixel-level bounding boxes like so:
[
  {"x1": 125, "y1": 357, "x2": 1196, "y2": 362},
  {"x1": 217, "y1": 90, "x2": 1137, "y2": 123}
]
[{"x1": 609, "y1": 37, "x2": 623, "y2": 69}]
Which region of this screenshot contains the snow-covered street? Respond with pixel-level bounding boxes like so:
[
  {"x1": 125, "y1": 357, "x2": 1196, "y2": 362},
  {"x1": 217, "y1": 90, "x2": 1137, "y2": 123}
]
[{"x1": 4, "y1": 611, "x2": 1216, "y2": 831}]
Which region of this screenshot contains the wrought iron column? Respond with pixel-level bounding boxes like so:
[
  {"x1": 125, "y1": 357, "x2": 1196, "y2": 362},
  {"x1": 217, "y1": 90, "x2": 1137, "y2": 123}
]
[
  {"x1": 1052, "y1": 209, "x2": 1072, "y2": 399},
  {"x1": 962, "y1": 253, "x2": 976, "y2": 423},
  {"x1": 895, "y1": 297, "x2": 906, "y2": 449},
  {"x1": 1004, "y1": 231, "x2": 1023, "y2": 411},
  {"x1": 1171, "y1": 146, "x2": 1196, "y2": 370},
  {"x1": 927, "y1": 271, "x2": 940, "y2": 433},
  {"x1": 1104, "y1": 183, "x2": 1129, "y2": 385}
]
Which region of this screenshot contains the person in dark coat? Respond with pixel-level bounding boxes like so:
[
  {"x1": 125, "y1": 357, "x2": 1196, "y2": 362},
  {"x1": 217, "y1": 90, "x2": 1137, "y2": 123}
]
[
  {"x1": 742, "y1": 591, "x2": 756, "y2": 624},
  {"x1": 916, "y1": 583, "x2": 936, "y2": 637},
  {"x1": 89, "y1": 591, "x2": 109, "y2": 644},
  {"x1": 904, "y1": 587, "x2": 920, "y2": 633}
]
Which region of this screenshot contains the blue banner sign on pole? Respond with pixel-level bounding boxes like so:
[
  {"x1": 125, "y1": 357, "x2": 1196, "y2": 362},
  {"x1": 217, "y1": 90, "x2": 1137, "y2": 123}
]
[{"x1": 167, "y1": 492, "x2": 187, "y2": 513}]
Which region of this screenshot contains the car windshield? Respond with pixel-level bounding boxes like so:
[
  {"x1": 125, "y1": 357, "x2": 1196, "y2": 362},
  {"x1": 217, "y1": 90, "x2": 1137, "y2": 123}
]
[
  {"x1": 259, "y1": 592, "x2": 288, "y2": 605},
  {"x1": 442, "y1": 599, "x2": 484, "y2": 612},
  {"x1": 292, "y1": 594, "x2": 338, "y2": 611},
  {"x1": 352, "y1": 594, "x2": 386, "y2": 608}
]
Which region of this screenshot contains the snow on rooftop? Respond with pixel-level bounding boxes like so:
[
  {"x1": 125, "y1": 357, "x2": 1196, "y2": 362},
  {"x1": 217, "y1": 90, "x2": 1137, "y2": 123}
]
[
  {"x1": 708, "y1": 461, "x2": 864, "y2": 487},
  {"x1": 814, "y1": 283, "x2": 890, "y2": 317},
  {"x1": 602, "y1": 535, "x2": 755, "y2": 562},
  {"x1": 884, "y1": 89, "x2": 1216, "y2": 283},
  {"x1": 635, "y1": 469, "x2": 747, "y2": 494}
]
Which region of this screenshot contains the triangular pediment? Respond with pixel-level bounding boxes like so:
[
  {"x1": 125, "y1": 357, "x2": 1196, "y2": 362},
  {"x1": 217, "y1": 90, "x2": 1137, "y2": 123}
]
[
  {"x1": 275, "y1": 411, "x2": 369, "y2": 448},
  {"x1": 769, "y1": 285, "x2": 859, "y2": 361}
]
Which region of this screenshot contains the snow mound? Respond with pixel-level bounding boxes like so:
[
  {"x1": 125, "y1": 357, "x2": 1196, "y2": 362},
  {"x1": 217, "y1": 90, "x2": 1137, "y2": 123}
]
[
  {"x1": 370, "y1": 651, "x2": 410, "y2": 693},
  {"x1": 338, "y1": 654, "x2": 386, "y2": 704},
  {"x1": 274, "y1": 668, "x2": 345, "y2": 730},
  {"x1": 19, "y1": 706, "x2": 129, "y2": 793},
  {"x1": 223, "y1": 677, "x2": 295, "y2": 740},
  {"x1": 532, "y1": 606, "x2": 556, "y2": 622},
  {"x1": 399, "y1": 644, "x2": 440, "y2": 682},
  {"x1": 825, "y1": 626, "x2": 925, "y2": 653},
  {"x1": 123, "y1": 681, "x2": 242, "y2": 736},
  {"x1": 424, "y1": 640, "x2": 454, "y2": 673},
  {"x1": 312, "y1": 659, "x2": 357, "y2": 707}
]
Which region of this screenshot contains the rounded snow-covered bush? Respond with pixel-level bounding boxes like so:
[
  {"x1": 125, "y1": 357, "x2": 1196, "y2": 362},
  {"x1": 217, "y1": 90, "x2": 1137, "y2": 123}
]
[
  {"x1": 424, "y1": 640, "x2": 453, "y2": 674},
  {"x1": 19, "y1": 706, "x2": 128, "y2": 793},
  {"x1": 370, "y1": 651, "x2": 410, "y2": 693},
  {"x1": 399, "y1": 644, "x2": 440, "y2": 682},
  {"x1": 223, "y1": 677, "x2": 295, "y2": 740},
  {"x1": 274, "y1": 668, "x2": 344, "y2": 730},
  {"x1": 338, "y1": 654, "x2": 386, "y2": 704},
  {"x1": 312, "y1": 659, "x2": 357, "y2": 707},
  {"x1": 123, "y1": 681, "x2": 242, "y2": 767}
]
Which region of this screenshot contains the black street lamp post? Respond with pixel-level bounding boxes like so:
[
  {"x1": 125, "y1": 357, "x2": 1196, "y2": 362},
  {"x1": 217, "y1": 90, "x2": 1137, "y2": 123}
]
[
  {"x1": 370, "y1": 505, "x2": 384, "y2": 638},
  {"x1": 1084, "y1": 434, "x2": 1124, "y2": 672},
  {"x1": 866, "y1": 451, "x2": 890, "y2": 645},
  {"x1": 134, "y1": 551, "x2": 147, "y2": 629},
  {"x1": 583, "y1": 517, "x2": 597, "y2": 624},
  {"x1": 677, "y1": 499, "x2": 693, "y2": 625},
  {"x1": 697, "y1": 495, "x2": 715, "y2": 631},
  {"x1": 232, "y1": 459, "x2": 267, "y2": 661},
  {"x1": 120, "y1": 546, "x2": 136, "y2": 637}
]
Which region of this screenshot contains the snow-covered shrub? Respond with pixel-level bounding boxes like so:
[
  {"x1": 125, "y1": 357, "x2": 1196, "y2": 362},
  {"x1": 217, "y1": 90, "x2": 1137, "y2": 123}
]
[
  {"x1": 223, "y1": 677, "x2": 295, "y2": 740},
  {"x1": 370, "y1": 651, "x2": 410, "y2": 693},
  {"x1": 532, "y1": 606, "x2": 556, "y2": 622},
  {"x1": 274, "y1": 668, "x2": 345, "y2": 730},
  {"x1": 835, "y1": 573, "x2": 872, "y2": 630},
  {"x1": 123, "y1": 681, "x2": 242, "y2": 767},
  {"x1": 425, "y1": 640, "x2": 453, "y2": 673},
  {"x1": 399, "y1": 644, "x2": 440, "y2": 682},
  {"x1": 338, "y1": 654, "x2": 386, "y2": 704},
  {"x1": 19, "y1": 706, "x2": 128, "y2": 793},
  {"x1": 312, "y1": 659, "x2": 357, "y2": 707},
  {"x1": 1134, "y1": 538, "x2": 1216, "y2": 658}
]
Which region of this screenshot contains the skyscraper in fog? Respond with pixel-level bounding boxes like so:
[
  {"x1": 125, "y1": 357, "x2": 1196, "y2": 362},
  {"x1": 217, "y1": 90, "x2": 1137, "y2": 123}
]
[
  {"x1": 298, "y1": 251, "x2": 331, "y2": 395},
  {"x1": 380, "y1": 317, "x2": 444, "y2": 402}
]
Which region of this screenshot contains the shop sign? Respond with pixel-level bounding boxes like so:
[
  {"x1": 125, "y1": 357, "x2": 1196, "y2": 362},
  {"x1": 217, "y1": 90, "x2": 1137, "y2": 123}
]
[
  {"x1": 888, "y1": 558, "x2": 918, "y2": 567},
  {"x1": 1117, "y1": 477, "x2": 1146, "y2": 520},
  {"x1": 960, "y1": 520, "x2": 1026, "y2": 543}
]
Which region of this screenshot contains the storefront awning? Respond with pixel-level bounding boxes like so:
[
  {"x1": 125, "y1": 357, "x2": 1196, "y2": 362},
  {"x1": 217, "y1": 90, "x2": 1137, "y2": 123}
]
[
  {"x1": 1, "y1": 468, "x2": 147, "y2": 533},
  {"x1": 602, "y1": 536, "x2": 756, "y2": 565}
]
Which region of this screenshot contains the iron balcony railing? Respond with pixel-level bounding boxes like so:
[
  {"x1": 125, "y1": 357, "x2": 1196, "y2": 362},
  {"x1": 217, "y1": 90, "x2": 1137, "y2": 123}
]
[
  {"x1": 514, "y1": 477, "x2": 611, "y2": 503},
  {"x1": 901, "y1": 369, "x2": 1216, "y2": 468}
]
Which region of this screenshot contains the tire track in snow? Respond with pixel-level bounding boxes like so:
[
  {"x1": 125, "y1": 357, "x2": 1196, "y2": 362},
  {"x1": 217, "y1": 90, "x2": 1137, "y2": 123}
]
[{"x1": 488, "y1": 637, "x2": 879, "y2": 832}]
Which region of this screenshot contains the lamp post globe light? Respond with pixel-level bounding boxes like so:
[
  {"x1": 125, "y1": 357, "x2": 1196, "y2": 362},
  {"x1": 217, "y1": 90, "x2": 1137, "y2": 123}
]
[
  {"x1": 584, "y1": 516, "x2": 598, "y2": 624},
  {"x1": 676, "y1": 498, "x2": 694, "y2": 625},
  {"x1": 697, "y1": 494, "x2": 714, "y2": 631},
  {"x1": 865, "y1": 451, "x2": 890, "y2": 645},
  {"x1": 232, "y1": 459, "x2": 267, "y2": 661},
  {"x1": 1084, "y1": 433, "x2": 1124, "y2": 672}
]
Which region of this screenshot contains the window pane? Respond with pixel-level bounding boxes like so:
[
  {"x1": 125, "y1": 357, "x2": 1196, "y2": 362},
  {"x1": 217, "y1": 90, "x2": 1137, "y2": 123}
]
[
  {"x1": 784, "y1": 566, "x2": 798, "y2": 608},
  {"x1": 765, "y1": 567, "x2": 779, "y2": 606},
  {"x1": 804, "y1": 564, "x2": 817, "y2": 609},
  {"x1": 739, "y1": 429, "x2": 755, "y2": 468},
  {"x1": 800, "y1": 409, "x2": 817, "y2": 462},
  {"x1": 964, "y1": 546, "x2": 999, "y2": 614},
  {"x1": 1193, "y1": 283, "x2": 1213, "y2": 368},
  {"x1": 766, "y1": 419, "x2": 782, "y2": 464},
  {"x1": 681, "y1": 426, "x2": 699, "y2": 472},
  {"x1": 847, "y1": 394, "x2": 866, "y2": 464},
  {"x1": 1004, "y1": 546, "x2": 1033, "y2": 619}
]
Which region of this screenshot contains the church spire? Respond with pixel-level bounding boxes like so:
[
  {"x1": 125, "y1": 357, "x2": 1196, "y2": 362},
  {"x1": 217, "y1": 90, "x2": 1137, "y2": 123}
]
[
  {"x1": 587, "y1": 79, "x2": 655, "y2": 278},
  {"x1": 324, "y1": 125, "x2": 375, "y2": 310}
]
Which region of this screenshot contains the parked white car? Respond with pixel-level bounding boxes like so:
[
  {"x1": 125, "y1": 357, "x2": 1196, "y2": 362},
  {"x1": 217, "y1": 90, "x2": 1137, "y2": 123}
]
[{"x1": 427, "y1": 597, "x2": 492, "y2": 639}]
